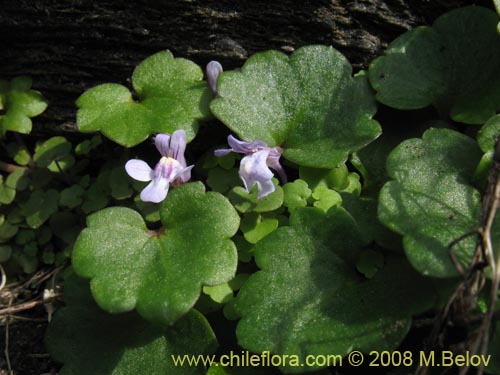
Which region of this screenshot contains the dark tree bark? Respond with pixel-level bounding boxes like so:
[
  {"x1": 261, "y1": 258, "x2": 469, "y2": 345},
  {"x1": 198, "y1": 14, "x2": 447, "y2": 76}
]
[{"x1": 0, "y1": 0, "x2": 492, "y2": 132}]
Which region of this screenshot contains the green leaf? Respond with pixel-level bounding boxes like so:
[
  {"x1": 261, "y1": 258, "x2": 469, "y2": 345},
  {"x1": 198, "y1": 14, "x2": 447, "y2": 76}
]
[
  {"x1": 356, "y1": 249, "x2": 385, "y2": 279},
  {"x1": 228, "y1": 179, "x2": 283, "y2": 213},
  {"x1": 109, "y1": 166, "x2": 133, "y2": 200},
  {"x1": 6, "y1": 142, "x2": 31, "y2": 165},
  {"x1": 282, "y1": 179, "x2": 311, "y2": 213},
  {"x1": 73, "y1": 182, "x2": 239, "y2": 325},
  {"x1": 0, "y1": 76, "x2": 47, "y2": 134},
  {"x1": 235, "y1": 207, "x2": 433, "y2": 373},
  {"x1": 0, "y1": 219, "x2": 18, "y2": 242},
  {"x1": 134, "y1": 196, "x2": 161, "y2": 223},
  {"x1": 378, "y1": 128, "x2": 482, "y2": 277},
  {"x1": 0, "y1": 169, "x2": 28, "y2": 204},
  {"x1": 75, "y1": 135, "x2": 102, "y2": 155},
  {"x1": 341, "y1": 193, "x2": 402, "y2": 251},
  {"x1": 50, "y1": 212, "x2": 82, "y2": 245},
  {"x1": 76, "y1": 51, "x2": 211, "y2": 147},
  {"x1": 0, "y1": 245, "x2": 12, "y2": 262},
  {"x1": 33, "y1": 136, "x2": 72, "y2": 168},
  {"x1": 60, "y1": 185, "x2": 85, "y2": 208},
  {"x1": 20, "y1": 189, "x2": 59, "y2": 229},
  {"x1": 299, "y1": 165, "x2": 349, "y2": 192},
  {"x1": 206, "y1": 167, "x2": 241, "y2": 193},
  {"x1": 369, "y1": 6, "x2": 500, "y2": 124},
  {"x1": 211, "y1": 45, "x2": 381, "y2": 168},
  {"x1": 474, "y1": 115, "x2": 500, "y2": 188},
  {"x1": 311, "y1": 186, "x2": 342, "y2": 212},
  {"x1": 478, "y1": 115, "x2": 500, "y2": 153},
  {"x1": 240, "y1": 212, "x2": 279, "y2": 244},
  {"x1": 46, "y1": 274, "x2": 217, "y2": 375}
]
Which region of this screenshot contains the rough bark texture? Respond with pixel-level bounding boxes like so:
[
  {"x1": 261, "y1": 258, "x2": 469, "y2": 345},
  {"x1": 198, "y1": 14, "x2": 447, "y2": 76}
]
[{"x1": 0, "y1": 0, "x2": 492, "y2": 132}]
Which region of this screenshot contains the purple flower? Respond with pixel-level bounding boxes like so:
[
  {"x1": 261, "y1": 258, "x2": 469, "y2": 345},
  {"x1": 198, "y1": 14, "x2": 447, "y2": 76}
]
[
  {"x1": 125, "y1": 130, "x2": 193, "y2": 203},
  {"x1": 206, "y1": 61, "x2": 223, "y2": 95},
  {"x1": 215, "y1": 135, "x2": 287, "y2": 199}
]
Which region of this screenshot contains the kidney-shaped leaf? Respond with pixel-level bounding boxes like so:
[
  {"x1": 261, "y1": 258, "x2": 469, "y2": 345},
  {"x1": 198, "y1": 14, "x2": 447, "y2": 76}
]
[
  {"x1": 211, "y1": 45, "x2": 381, "y2": 168},
  {"x1": 72, "y1": 182, "x2": 239, "y2": 325},
  {"x1": 369, "y1": 6, "x2": 500, "y2": 124},
  {"x1": 378, "y1": 128, "x2": 483, "y2": 278},
  {"x1": 235, "y1": 207, "x2": 433, "y2": 373},
  {"x1": 76, "y1": 51, "x2": 212, "y2": 147},
  {"x1": 46, "y1": 274, "x2": 217, "y2": 375}
]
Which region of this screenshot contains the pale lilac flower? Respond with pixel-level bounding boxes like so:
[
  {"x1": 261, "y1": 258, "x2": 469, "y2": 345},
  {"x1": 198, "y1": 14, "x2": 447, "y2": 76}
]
[
  {"x1": 125, "y1": 130, "x2": 193, "y2": 203},
  {"x1": 215, "y1": 135, "x2": 287, "y2": 199},
  {"x1": 206, "y1": 61, "x2": 223, "y2": 95}
]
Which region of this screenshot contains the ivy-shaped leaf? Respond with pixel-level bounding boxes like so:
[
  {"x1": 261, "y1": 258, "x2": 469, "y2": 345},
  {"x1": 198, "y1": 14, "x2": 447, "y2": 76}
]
[
  {"x1": 0, "y1": 76, "x2": 47, "y2": 134},
  {"x1": 369, "y1": 6, "x2": 500, "y2": 124},
  {"x1": 228, "y1": 179, "x2": 283, "y2": 213},
  {"x1": 378, "y1": 128, "x2": 482, "y2": 277},
  {"x1": 282, "y1": 179, "x2": 311, "y2": 213},
  {"x1": 46, "y1": 274, "x2": 217, "y2": 375},
  {"x1": 72, "y1": 182, "x2": 239, "y2": 325},
  {"x1": 235, "y1": 207, "x2": 433, "y2": 373},
  {"x1": 211, "y1": 45, "x2": 381, "y2": 168},
  {"x1": 76, "y1": 51, "x2": 212, "y2": 147},
  {"x1": 240, "y1": 212, "x2": 279, "y2": 244}
]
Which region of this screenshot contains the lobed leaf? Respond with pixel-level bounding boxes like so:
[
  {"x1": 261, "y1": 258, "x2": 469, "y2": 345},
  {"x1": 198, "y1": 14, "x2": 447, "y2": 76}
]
[
  {"x1": 46, "y1": 274, "x2": 217, "y2": 375},
  {"x1": 378, "y1": 128, "x2": 483, "y2": 277},
  {"x1": 76, "y1": 51, "x2": 212, "y2": 147},
  {"x1": 0, "y1": 76, "x2": 47, "y2": 135},
  {"x1": 369, "y1": 7, "x2": 500, "y2": 124},
  {"x1": 211, "y1": 45, "x2": 381, "y2": 168},
  {"x1": 235, "y1": 207, "x2": 433, "y2": 373},
  {"x1": 72, "y1": 182, "x2": 239, "y2": 325}
]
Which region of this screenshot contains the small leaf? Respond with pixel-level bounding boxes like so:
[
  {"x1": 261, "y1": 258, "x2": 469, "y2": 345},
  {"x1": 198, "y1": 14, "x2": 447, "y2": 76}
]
[
  {"x1": 369, "y1": 6, "x2": 500, "y2": 124},
  {"x1": 356, "y1": 249, "x2": 385, "y2": 279},
  {"x1": 203, "y1": 283, "x2": 234, "y2": 304},
  {"x1": 0, "y1": 245, "x2": 12, "y2": 262},
  {"x1": 73, "y1": 182, "x2": 239, "y2": 325},
  {"x1": 235, "y1": 207, "x2": 433, "y2": 373},
  {"x1": 0, "y1": 219, "x2": 18, "y2": 242},
  {"x1": 109, "y1": 166, "x2": 133, "y2": 200},
  {"x1": 341, "y1": 193, "x2": 402, "y2": 251},
  {"x1": 282, "y1": 179, "x2": 311, "y2": 213},
  {"x1": 474, "y1": 116, "x2": 500, "y2": 188},
  {"x1": 299, "y1": 165, "x2": 349, "y2": 191},
  {"x1": 0, "y1": 178, "x2": 14, "y2": 205},
  {"x1": 228, "y1": 179, "x2": 283, "y2": 213},
  {"x1": 6, "y1": 142, "x2": 31, "y2": 165},
  {"x1": 33, "y1": 136, "x2": 72, "y2": 168},
  {"x1": 378, "y1": 128, "x2": 482, "y2": 277},
  {"x1": 311, "y1": 186, "x2": 342, "y2": 212},
  {"x1": 46, "y1": 274, "x2": 218, "y2": 375},
  {"x1": 76, "y1": 51, "x2": 211, "y2": 147},
  {"x1": 60, "y1": 185, "x2": 85, "y2": 208},
  {"x1": 0, "y1": 76, "x2": 47, "y2": 134},
  {"x1": 207, "y1": 167, "x2": 241, "y2": 193},
  {"x1": 240, "y1": 212, "x2": 279, "y2": 244},
  {"x1": 20, "y1": 189, "x2": 59, "y2": 229},
  {"x1": 478, "y1": 115, "x2": 500, "y2": 153},
  {"x1": 211, "y1": 45, "x2": 381, "y2": 168}
]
